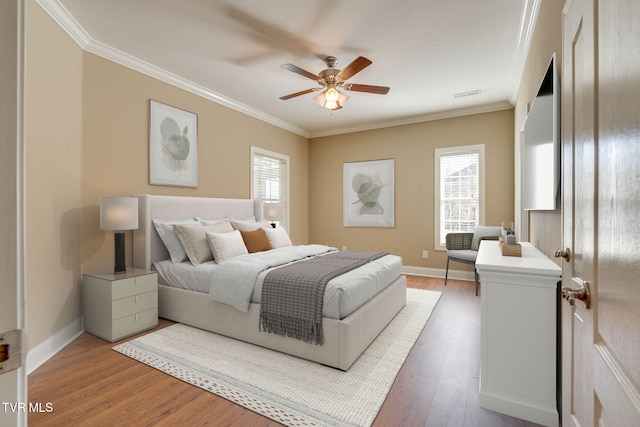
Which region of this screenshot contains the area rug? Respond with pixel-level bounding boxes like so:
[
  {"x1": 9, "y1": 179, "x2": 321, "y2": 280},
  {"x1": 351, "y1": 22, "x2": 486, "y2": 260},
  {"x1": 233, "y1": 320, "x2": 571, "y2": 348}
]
[{"x1": 113, "y1": 288, "x2": 441, "y2": 427}]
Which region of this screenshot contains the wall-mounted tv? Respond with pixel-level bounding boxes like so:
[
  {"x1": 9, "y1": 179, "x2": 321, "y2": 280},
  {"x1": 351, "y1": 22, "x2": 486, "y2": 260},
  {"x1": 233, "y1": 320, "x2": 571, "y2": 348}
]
[{"x1": 523, "y1": 56, "x2": 560, "y2": 210}]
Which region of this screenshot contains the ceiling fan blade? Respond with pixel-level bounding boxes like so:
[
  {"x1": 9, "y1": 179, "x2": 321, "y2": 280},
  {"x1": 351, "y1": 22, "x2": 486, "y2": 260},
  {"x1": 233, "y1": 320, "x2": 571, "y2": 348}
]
[
  {"x1": 346, "y1": 84, "x2": 390, "y2": 95},
  {"x1": 281, "y1": 64, "x2": 319, "y2": 81},
  {"x1": 337, "y1": 56, "x2": 372, "y2": 81},
  {"x1": 279, "y1": 88, "x2": 317, "y2": 100}
]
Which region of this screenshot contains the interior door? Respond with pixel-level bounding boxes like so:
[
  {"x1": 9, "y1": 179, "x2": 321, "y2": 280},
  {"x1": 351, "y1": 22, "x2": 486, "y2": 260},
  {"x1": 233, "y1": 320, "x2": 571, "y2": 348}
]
[
  {"x1": 561, "y1": 0, "x2": 595, "y2": 424},
  {"x1": 0, "y1": 1, "x2": 26, "y2": 426},
  {"x1": 561, "y1": 1, "x2": 640, "y2": 426}
]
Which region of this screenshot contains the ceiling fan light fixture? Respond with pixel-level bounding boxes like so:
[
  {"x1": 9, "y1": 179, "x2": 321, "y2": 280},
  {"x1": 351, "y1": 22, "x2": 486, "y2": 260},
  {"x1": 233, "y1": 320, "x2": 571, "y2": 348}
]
[
  {"x1": 314, "y1": 88, "x2": 349, "y2": 110},
  {"x1": 280, "y1": 56, "x2": 386, "y2": 110}
]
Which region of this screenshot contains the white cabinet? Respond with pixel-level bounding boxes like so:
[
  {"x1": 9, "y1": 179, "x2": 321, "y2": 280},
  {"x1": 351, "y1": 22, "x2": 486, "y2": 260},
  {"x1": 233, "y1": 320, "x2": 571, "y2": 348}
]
[
  {"x1": 475, "y1": 241, "x2": 561, "y2": 427},
  {"x1": 83, "y1": 269, "x2": 158, "y2": 342}
]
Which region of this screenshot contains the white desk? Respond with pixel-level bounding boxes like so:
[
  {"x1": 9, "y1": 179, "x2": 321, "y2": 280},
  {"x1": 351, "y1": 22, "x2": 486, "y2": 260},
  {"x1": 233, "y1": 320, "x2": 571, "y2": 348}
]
[{"x1": 476, "y1": 241, "x2": 561, "y2": 427}]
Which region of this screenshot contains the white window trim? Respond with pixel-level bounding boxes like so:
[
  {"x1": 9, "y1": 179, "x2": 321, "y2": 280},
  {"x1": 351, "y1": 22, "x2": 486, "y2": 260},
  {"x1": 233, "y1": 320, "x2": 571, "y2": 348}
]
[
  {"x1": 250, "y1": 146, "x2": 290, "y2": 228},
  {"x1": 434, "y1": 144, "x2": 485, "y2": 251}
]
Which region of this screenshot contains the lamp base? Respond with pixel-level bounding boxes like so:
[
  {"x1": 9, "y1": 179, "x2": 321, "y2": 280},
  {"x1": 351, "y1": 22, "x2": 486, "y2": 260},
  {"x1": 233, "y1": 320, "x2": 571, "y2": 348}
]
[{"x1": 114, "y1": 232, "x2": 127, "y2": 274}]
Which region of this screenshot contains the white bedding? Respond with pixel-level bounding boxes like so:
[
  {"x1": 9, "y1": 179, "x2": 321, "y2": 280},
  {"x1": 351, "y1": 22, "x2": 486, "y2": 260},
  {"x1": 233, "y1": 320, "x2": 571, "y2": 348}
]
[{"x1": 154, "y1": 245, "x2": 403, "y2": 320}]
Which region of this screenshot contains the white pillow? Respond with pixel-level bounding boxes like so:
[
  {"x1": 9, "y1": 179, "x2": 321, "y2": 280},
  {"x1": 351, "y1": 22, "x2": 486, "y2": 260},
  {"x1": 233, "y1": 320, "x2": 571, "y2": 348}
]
[
  {"x1": 206, "y1": 230, "x2": 248, "y2": 263},
  {"x1": 152, "y1": 218, "x2": 199, "y2": 263},
  {"x1": 196, "y1": 217, "x2": 232, "y2": 226},
  {"x1": 265, "y1": 227, "x2": 293, "y2": 249},
  {"x1": 173, "y1": 222, "x2": 234, "y2": 265},
  {"x1": 231, "y1": 219, "x2": 270, "y2": 232}
]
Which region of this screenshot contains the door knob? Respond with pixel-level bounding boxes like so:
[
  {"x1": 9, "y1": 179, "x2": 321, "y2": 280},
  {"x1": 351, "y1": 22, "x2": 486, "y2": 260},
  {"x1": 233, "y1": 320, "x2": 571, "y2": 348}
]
[
  {"x1": 562, "y1": 281, "x2": 591, "y2": 309},
  {"x1": 554, "y1": 248, "x2": 571, "y2": 261}
]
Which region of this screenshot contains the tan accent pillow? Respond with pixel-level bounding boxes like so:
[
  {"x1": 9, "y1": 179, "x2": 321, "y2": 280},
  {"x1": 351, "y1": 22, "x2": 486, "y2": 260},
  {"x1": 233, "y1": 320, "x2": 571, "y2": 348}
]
[
  {"x1": 173, "y1": 222, "x2": 234, "y2": 265},
  {"x1": 240, "y1": 228, "x2": 272, "y2": 253}
]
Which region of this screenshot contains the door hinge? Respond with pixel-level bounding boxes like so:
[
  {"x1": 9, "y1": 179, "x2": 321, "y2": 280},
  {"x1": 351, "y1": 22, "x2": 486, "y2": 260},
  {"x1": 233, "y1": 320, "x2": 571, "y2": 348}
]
[{"x1": 0, "y1": 329, "x2": 27, "y2": 375}]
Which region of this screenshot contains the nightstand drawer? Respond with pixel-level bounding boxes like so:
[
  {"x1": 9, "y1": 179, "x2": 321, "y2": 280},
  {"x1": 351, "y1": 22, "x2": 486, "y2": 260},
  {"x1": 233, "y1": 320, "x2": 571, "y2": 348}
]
[
  {"x1": 111, "y1": 273, "x2": 157, "y2": 300},
  {"x1": 112, "y1": 291, "x2": 157, "y2": 319},
  {"x1": 112, "y1": 308, "x2": 158, "y2": 340}
]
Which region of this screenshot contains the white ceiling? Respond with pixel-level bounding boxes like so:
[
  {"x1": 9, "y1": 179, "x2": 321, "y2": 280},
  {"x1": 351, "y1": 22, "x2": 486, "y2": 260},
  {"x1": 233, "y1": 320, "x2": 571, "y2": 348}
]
[{"x1": 44, "y1": 0, "x2": 538, "y2": 138}]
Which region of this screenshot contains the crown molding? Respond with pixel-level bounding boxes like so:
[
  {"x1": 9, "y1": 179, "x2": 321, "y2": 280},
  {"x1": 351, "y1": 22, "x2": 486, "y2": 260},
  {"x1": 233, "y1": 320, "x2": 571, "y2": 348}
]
[
  {"x1": 508, "y1": 0, "x2": 542, "y2": 104},
  {"x1": 309, "y1": 101, "x2": 513, "y2": 139},
  {"x1": 37, "y1": 0, "x2": 310, "y2": 138},
  {"x1": 85, "y1": 38, "x2": 310, "y2": 138},
  {"x1": 37, "y1": 0, "x2": 91, "y2": 46}
]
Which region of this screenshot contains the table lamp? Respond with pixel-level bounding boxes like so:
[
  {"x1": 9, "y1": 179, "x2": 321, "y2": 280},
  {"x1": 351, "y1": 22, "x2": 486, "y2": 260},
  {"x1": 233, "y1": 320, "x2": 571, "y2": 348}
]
[
  {"x1": 263, "y1": 202, "x2": 283, "y2": 228},
  {"x1": 100, "y1": 196, "x2": 138, "y2": 274}
]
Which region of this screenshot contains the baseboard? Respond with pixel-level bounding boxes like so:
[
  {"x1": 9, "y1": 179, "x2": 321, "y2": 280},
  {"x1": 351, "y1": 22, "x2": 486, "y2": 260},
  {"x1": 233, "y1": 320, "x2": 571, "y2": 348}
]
[
  {"x1": 401, "y1": 265, "x2": 474, "y2": 282},
  {"x1": 26, "y1": 317, "x2": 84, "y2": 375}
]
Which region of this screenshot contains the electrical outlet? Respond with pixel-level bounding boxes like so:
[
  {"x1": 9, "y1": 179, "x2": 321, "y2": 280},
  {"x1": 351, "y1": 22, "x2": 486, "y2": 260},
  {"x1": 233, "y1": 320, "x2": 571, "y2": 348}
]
[{"x1": 422, "y1": 250, "x2": 429, "y2": 259}]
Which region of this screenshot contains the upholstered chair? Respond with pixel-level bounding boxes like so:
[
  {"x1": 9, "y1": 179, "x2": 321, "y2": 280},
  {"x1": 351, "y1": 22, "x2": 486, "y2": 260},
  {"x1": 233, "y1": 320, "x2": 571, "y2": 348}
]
[{"x1": 444, "y1": 226, "x2": 502, "y2": 295}]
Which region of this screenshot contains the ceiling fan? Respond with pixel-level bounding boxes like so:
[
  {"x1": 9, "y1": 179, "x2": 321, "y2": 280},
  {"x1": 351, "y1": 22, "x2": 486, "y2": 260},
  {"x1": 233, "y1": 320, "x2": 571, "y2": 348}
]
[{"x1": 279, "y1": 56, "x2": 390, "y2": 110}]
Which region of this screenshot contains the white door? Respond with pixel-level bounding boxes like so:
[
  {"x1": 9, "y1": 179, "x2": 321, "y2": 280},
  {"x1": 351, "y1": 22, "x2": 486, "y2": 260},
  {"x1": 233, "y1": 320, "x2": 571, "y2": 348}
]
[
  {"x1": 0, "y1": 1, "x2": 26, "y2": 426},
  {"x1": 560, "y1": 0, "x2": 640, "y2": 426}
]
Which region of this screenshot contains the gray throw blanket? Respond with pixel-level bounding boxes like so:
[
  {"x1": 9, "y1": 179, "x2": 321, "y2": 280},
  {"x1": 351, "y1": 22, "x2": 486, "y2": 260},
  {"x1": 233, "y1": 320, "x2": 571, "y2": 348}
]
[{"x1": 259, "y1": 250, "x2": 388, "y2": 345}]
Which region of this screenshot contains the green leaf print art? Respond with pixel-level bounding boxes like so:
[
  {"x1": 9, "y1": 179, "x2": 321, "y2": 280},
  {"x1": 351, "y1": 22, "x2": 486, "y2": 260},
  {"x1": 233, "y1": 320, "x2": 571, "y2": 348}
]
[
  {"x1": 343, "y1": 159, "x2": 394, "y2": 227},
  {"x1": 160, "y1": 117, "x2": 190, "y2": 179},
  {"x1": 150, "y1": 100, "x2": 197, "y2": 187},
  {"x1": 352, "y1": 172, "x2": 387, "y2": 214}
]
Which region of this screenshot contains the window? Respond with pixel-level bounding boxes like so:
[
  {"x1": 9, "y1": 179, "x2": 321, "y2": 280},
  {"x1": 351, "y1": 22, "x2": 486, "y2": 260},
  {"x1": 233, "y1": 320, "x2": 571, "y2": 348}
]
[
  {"x1": 435, "y1": 144, "x2": 485, "y2": 250},
  {"x1": 251, "y1": 147, "x2": 289, "y2": 228}
]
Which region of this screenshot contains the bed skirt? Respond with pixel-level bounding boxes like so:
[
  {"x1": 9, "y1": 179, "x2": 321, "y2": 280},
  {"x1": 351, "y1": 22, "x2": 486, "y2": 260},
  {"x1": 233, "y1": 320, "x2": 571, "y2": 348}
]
[{"x1": 157, "y1": 274, "x2": 407, "y2": 370}]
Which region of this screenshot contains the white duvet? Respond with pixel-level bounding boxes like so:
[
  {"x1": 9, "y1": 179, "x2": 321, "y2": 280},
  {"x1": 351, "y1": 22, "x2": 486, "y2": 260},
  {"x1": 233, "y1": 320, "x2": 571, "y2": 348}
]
[{"x1": 154, "y1": 244, "x2": 403, "y2": 319}]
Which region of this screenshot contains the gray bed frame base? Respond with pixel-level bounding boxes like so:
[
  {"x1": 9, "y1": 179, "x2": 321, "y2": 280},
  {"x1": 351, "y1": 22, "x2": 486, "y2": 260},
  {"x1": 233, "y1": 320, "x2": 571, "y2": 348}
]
[{"x1": 133, "y1": 194, "x2": 406, "y2": 370}]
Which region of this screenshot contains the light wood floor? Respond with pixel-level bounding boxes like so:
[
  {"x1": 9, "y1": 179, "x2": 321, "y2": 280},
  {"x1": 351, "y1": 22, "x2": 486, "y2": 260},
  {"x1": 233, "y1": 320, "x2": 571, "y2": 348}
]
[{"x1": 28, "y1": 276, "x2": 543, "y2": 426}]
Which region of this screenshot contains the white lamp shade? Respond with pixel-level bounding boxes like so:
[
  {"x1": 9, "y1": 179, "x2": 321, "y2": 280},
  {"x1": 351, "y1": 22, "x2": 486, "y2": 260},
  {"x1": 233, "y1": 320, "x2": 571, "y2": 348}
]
[
  {"x1": 263, "y1": 202, "x2": 283, "y2": 222},
  {"x1": 314, "y1": 88, "x2": 349, "y2": 110},
  {"x1": 100, "y1": 197, "x2": 138, "y2": 230}
]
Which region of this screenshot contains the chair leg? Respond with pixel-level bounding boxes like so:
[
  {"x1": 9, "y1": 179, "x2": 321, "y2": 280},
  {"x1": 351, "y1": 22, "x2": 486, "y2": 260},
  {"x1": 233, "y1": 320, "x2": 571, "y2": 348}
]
[{"x1": 445, "y1": 258, "x2": 450, "y2": 286}]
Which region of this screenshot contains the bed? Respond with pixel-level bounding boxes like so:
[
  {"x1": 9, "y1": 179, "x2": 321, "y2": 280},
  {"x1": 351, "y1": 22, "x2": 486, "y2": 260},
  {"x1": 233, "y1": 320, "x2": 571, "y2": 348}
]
[{"x1": 132, "y1": 194, "x2": 407, "y2": 370}]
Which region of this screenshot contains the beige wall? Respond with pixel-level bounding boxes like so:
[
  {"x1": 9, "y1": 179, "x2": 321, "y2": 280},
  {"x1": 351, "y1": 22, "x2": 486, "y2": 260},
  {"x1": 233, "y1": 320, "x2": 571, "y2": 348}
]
[
  {"x1": 514, "y1": 0, "x2": 563, "y2": 261},
  {"x1": 80, "y1": 54, "x2": 309, "y2": 274},
  {"x1": 308, "y1": 109, "x2": 514, "y2": 270},
  {"x1": 25, "y1": 1, "x2": 84, "y2": 348}
]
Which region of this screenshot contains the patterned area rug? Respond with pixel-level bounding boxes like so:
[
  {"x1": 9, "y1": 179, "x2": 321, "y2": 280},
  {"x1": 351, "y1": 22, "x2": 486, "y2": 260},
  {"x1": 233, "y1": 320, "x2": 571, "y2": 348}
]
[{"x1": 113, "y1": 288, "x2": 441, "y2": 427}]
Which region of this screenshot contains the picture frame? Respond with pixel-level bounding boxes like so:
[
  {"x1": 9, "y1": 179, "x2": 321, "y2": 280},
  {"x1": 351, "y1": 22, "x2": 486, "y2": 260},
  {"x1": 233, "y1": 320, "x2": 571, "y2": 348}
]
[
  {"x1": 149, "y1": 100, "x2": 198, "y2": 187},
  {"x1": 343, "y1": 159, "x2": 395, "y2": 227}
]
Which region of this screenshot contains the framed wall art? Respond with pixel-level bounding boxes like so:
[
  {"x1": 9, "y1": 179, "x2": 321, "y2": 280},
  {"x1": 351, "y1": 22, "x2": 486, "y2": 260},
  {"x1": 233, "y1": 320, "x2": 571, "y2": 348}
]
[
  {"x1": 343, "y1": 159, "x2": 395, "y2": 227},
  {"x1": 149, "y1": 100, "x2": 198, "y2": 187}
]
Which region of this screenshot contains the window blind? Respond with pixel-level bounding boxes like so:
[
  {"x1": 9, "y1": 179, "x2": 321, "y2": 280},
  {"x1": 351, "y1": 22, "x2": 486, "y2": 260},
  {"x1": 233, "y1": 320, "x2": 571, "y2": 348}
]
[
  {"x1": 439, "y1": 151, "x2": 480, "y2": 244},
  {"x1": 252, "y1": 152, "x2": 285, "y2": 203}
]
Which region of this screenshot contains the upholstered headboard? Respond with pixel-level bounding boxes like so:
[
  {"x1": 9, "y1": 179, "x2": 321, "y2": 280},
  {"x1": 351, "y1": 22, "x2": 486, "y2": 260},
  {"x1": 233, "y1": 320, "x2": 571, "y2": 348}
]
[{"x1": 133, "y1": 194, "x2": 263, "y2": 270}]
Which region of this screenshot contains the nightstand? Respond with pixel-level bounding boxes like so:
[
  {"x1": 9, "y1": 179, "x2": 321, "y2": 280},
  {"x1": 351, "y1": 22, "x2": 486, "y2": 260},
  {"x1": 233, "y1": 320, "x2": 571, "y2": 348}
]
[{"x1": 83, "y1": 268, "x2": 158, "y2": 342}]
